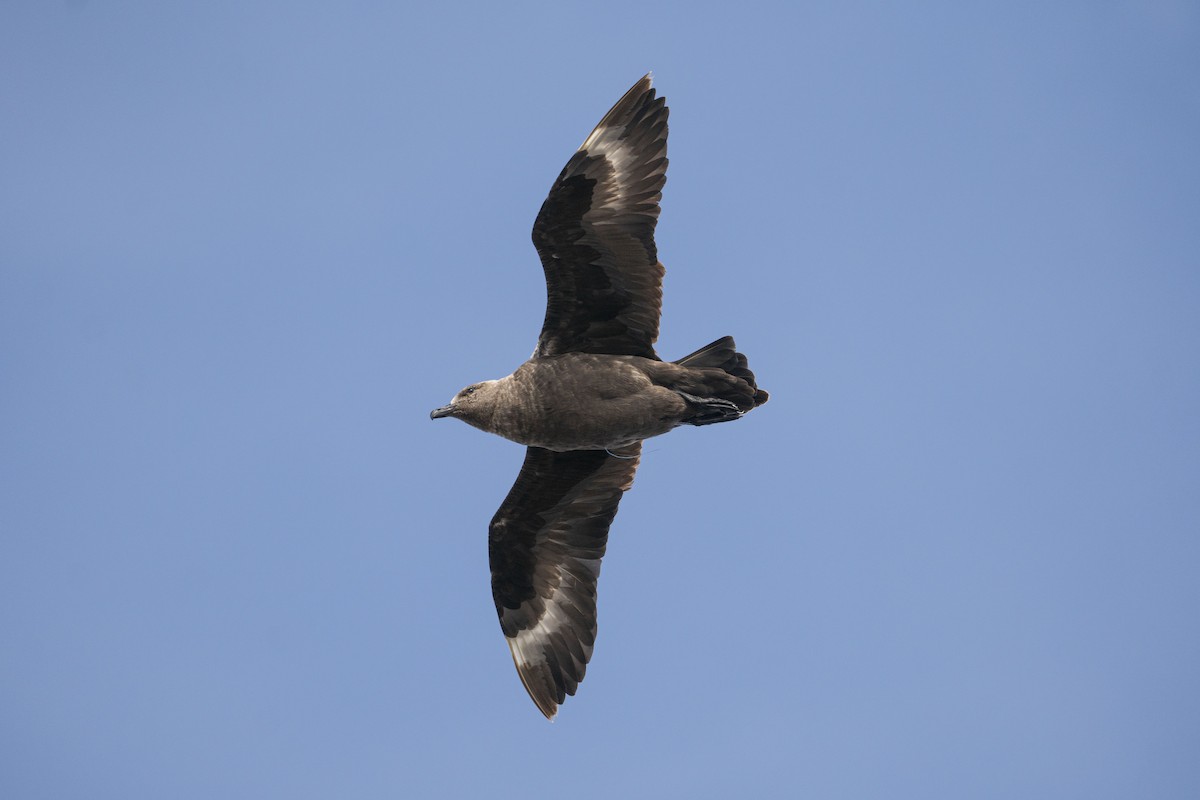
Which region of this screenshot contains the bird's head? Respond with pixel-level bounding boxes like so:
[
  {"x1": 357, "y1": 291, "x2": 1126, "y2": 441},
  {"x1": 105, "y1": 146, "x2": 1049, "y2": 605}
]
[{"x1": 430, "y1": 380, "x2": 500, "y2": 426}]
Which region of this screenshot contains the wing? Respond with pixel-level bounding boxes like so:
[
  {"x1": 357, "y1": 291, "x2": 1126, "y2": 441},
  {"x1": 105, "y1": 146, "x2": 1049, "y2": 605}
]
[
  {"x1": 531, "y1": 74, "x2": 668, "y2": 359},
  {"x1": 489, "y1": 445, "x2": 642, "y2": 719}
]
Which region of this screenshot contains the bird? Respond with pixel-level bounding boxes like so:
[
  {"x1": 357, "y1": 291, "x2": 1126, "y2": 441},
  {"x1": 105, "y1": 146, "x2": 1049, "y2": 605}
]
[{"x1": 430, "y1": 74, "x2": 768, "y2": 719}]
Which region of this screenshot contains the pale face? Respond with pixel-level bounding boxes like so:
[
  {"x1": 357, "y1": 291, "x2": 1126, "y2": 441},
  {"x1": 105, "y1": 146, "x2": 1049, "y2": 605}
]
[{"x1": 429, "y1": 380, "x2": 499, "y2": 424}]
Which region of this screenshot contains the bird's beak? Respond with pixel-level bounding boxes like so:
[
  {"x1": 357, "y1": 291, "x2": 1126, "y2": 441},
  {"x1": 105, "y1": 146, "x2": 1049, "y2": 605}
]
[{"x1": 430, "y1": 405, "x2": 454, "y2": 420}]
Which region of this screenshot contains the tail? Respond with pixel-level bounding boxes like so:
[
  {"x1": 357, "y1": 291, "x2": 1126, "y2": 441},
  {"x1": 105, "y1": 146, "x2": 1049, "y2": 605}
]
[{"x1": 670, "y1": 336, "x2": 769, "y2": 425}]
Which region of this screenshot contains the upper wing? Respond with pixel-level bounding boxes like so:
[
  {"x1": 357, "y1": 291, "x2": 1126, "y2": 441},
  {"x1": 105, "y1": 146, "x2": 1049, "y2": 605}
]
[
  {"x1": 489, "y1": 445, "x2": 641, "y2": 719},
  {"x1": 531, "y1": 74, "x2": 668, "y2": 359}
]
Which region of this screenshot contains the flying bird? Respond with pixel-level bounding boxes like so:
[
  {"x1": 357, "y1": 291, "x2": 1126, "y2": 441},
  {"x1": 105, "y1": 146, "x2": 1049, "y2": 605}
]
[{"x1": 430, "y1": 74, "x2": 768, "y2": 719}]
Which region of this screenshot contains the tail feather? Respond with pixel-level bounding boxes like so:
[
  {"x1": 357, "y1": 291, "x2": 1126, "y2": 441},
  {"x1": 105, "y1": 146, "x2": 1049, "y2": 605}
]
[
  {"x1": 673, "y1": 336, "x2": 769, "y2": 409},
  {"x1": 674, "y1": 336, "x2": 738, "y2": 368}
]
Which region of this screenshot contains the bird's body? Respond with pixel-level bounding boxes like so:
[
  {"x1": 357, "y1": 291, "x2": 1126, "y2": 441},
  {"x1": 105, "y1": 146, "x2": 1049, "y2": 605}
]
[
  {"x1": 430, "y1": 75, "x2": 767, "y2": 718},
  {"x1": 437, "y1": 350, "x2": 764, "y2": 452},
  {"x1": 451, "y1": 354, "x2": 685, "y2": 451}
]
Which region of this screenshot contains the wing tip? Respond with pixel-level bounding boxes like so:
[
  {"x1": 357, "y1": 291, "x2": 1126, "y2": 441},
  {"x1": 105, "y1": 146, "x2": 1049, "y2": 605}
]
[
  {"x1": 629, "y1": 71, "x2": 656, "y2": 102},
  {"x1": 507, "y1": 638, "x2": 563, "y2": 720},
  {"x1": 580, "y1": 74, "x2": 662, "y2": 150}
]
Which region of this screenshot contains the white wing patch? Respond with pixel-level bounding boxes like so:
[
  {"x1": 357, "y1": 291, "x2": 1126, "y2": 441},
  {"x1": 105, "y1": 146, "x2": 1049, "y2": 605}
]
[
  {"x1": 578, "y1": 76, "x2": 665, "y2": 218},
  {"x1": 504, "y1": 556, "x2": 601, "y2": 718}
]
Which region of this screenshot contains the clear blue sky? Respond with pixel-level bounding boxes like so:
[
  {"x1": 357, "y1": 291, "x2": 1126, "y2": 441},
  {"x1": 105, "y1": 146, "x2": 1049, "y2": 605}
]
[{"x1": 3, "y1": 2, "x2": 1198, "y2": 798}]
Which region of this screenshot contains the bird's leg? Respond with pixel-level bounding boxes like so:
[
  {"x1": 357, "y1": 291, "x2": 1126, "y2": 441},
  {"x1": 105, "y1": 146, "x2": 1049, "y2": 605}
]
[{"x1": 673, "y1": 390, "x2": 744, "y2": 426}]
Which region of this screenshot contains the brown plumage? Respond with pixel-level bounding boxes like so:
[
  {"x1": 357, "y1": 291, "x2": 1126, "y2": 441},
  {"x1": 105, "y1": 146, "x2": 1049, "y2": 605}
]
[{"x1": 430, "y1": 75, "x2": 768, "y2": 719}]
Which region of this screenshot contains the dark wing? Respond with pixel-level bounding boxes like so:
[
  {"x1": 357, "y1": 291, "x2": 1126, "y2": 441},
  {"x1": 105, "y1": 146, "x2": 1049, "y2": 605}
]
[
  {"x1": 489, "y1": 445, "x2": 641, "y2": 719},
  {"x1": 532, "y1": 74, "x2": 668, "y2": 359}
]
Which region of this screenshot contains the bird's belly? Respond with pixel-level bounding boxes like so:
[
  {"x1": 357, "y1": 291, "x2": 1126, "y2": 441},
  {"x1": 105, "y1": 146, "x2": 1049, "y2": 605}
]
[
  {"x1": 498, "y1": 381, "x2": 683, "y2": 451},
  {"x1": 521, "y1": 403, "x2": 675, "y2": 451}
]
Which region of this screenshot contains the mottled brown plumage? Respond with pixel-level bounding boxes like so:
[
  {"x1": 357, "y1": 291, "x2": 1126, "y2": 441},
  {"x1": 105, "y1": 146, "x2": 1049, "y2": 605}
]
[{"x1": 430, "y1": 75, "x2": 767, "y2": 719}]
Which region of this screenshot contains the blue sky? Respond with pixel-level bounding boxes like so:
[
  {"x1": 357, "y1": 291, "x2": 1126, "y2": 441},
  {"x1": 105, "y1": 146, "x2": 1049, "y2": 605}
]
[{"x1": 3, "y1": 2, "x2": 1198, "y2": 798}]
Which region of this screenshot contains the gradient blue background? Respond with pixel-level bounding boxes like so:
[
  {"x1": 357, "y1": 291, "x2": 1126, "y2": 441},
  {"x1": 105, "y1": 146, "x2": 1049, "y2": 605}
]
[{"x1": 3, "y1": 2, "x2": 1198, "y2": 797}]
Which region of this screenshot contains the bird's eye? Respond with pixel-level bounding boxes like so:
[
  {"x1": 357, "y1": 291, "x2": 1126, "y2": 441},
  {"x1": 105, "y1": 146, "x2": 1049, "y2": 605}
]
[{"x1": 462, "y1": 386, "x2": 477, "y2": 396}]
